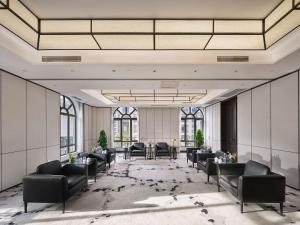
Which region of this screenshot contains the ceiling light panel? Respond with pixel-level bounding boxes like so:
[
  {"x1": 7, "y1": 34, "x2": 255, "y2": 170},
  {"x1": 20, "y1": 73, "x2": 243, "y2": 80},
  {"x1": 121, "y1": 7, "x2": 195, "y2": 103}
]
[
  {"x1": 9, "y1": 0, "x2": 38, "y2": 30},
  {"x1": 265, "y1": 10, "x2": 300, "y2": 48},
  {"x1": 265, "y1": 0, "x2": 293, "y2": 31},
  {"x1": 214, "y1": 20, "x2": 262, "y2": 33},
  {"x1": 94, "y1": 35, "x2": 153, "y2": 49},
  {"x1": 0, "y1": 10, "x2": 38, "y2": 48},
  {"x1": 156, "y1": 35, "x2": 211, "y2": 49},
  {"x1": 41, "y1": 20, "x2": 90, "y2": 33},
  {"x1": 206, "y1": 35, "x2": 264, "y2": 49},
  {"x1": 39, "y1": 35, "x2": 99, "y2": 49},
  {"x1": 155, "y1": 20, "x2": 213, "y2": 33},
  {"x1": 92, "y1": 20, "x2": 153, "y2": 33},
  {"x1": 0, "y1": 0, "x2": 7, "y2": 6}
]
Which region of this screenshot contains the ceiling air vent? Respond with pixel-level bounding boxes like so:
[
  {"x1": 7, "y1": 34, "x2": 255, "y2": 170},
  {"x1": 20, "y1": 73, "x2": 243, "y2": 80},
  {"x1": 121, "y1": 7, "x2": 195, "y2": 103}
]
[
  {"x1": 42, "y1": 56, "x2": 81, "y2": 63},
  {"x1": 220, "y1": 89, "x2": 245, "y2": 98},
  {"x1": 217, "y1": 56, "x2": 249, "y2": 62},
  {"x1": 160, "y1": 80, "x2": 179, "y2": 88}
]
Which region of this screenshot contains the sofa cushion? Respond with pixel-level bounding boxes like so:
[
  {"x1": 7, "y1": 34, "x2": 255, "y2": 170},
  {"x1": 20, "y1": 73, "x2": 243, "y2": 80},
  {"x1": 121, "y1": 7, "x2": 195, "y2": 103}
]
[
  {"x1": 67, "y1": 175, "x2": 85, "y2": 189},
  {"x1": 215, "y1": 150, "x2": 226, "y2": 158},
  {"x1": 244, "y1": 160, "x2": 270, "y2": 176},
  {"x1": 133, "y1": 143, "x2": 145, "y2": 150},
  {"x1": 220, "y1": 175, "x2": 238, "y2": 188},
  {"x1": 36, "y1": 160, "x2": 62, "y2": 175},
  {"x1": 156, "y1": 142, "x2": 168, "y2": 149}
]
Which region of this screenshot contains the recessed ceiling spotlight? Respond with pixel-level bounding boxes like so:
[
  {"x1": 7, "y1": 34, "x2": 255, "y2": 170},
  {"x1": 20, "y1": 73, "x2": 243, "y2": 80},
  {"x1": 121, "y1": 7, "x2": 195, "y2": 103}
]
[
  {"x1": 112, "y1": 69, "x2": 116, "y2": 72},
  {"x1": 234, "y1": 70, "x2": 238, "y2": 73},
  {"x1": 70, "y1": 69, "x2": 75, "y2": 72},
  {"x1": 153, "y1": 70, "x2": 156, "y2": 73},
  {"x1": 22, "y1": 69, "x2": 27, "y2": 72},
  {"x1": 194, "y1": 69, "x2": 197, "y2": 72}
]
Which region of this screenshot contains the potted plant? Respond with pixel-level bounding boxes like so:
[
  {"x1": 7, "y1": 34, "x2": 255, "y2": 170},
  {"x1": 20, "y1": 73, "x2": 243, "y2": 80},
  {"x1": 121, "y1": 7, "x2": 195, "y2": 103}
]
[
  {"x1": 68, "y1": 152, "x2": 76, "y2": 164},
  {"x1": 194, "y1": 129, "x2": 204, "y2": 148},
  {"x1": 98, "y1": 130, "x2": 108, "y2": 150}
]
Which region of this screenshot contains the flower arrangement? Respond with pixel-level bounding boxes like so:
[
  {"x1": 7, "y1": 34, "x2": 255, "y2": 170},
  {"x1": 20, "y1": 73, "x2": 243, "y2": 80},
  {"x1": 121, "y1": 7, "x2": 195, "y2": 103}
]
[
  {"x1": 68, "y1": 152, "x2": 76, "y2": 164},
  {"x1": 228, "y1": 153, "x2": 237, "y2": 163}
]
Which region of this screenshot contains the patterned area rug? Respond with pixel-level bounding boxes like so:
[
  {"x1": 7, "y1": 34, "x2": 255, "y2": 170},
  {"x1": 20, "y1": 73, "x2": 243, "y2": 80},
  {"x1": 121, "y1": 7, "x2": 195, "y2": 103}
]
[{"x1": 1, "y1": 154, "x2": 300, "y2": 225}]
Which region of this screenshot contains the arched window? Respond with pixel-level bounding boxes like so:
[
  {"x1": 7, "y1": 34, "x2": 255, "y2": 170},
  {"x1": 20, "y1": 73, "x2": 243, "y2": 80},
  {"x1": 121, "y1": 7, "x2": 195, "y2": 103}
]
[
  {"x1": 180, "y1": 106, "x2": 204, "y2": 147},
  {"x1": 113, "y1": 107, "x2": 138, "y2": 147},
  {"x1": 60, "y1": 96, "x2": 76, "y2": 156}
]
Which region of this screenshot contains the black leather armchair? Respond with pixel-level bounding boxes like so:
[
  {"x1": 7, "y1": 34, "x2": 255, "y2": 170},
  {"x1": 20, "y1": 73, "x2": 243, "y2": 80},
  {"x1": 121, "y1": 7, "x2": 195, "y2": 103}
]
[
  {"x1": 186, "y1": 147, "x2": 201, "y2": 167},
  {"x1": 197, "y1": 150, "x2": 227, "y2": 182},
  {"x1": 78, "y1": 152, "x2": 106, "y2": 182},
  {"x1": 217, "y1": 160, "x2": 285, "y2": 214},
  {"x1": 155, "y1": 142, "x2": 171, "y2": 159},
  {"x1": 129, "y1": 142, "x2": 146, "y2": 159},
  {"x1": 23, "y1": 160, "x2": 87, "y2": 213}
]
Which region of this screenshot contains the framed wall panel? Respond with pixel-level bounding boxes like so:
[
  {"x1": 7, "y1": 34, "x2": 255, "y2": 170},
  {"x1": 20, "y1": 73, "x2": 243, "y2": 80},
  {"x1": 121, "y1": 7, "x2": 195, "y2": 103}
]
[
  {"x1": 252, "y1": 83, "x2": 271, "y2": 149},
  {"x1": 162, "y1": 108, "x2": 171, "y2": 140},
  {"x1": 271, "y1": 72, "x2": 298, "y2": 153},
  {"x1": 2, "y1": 151, "x2": 26, "y2": 190},
  {"x1": 27, "y1": 82, "x2": 46, "y2": 150},
  {"x1": 26, "y1": 148, "x2": 46, "y2": 174},
  {"x1": 237, "y1": 91, "x2": 252, "y2": 146},
  {"x1": 1, "y1": 73, "x2": 26, "y2": 154},
  {"x1": 46, "y1": 90, "x2": 60, "y2": 148},
  {"x1": 251, "y1": 146, "x2": 271, "y2": 166},
  {"x1": 154, "y1": 109, "x2": 163, "y2": 139}
]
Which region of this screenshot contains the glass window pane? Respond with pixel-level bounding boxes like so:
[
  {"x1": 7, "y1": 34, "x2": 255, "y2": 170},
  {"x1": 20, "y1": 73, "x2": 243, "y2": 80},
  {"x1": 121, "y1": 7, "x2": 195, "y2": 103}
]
[
  {"x1": 69, "y1": 106, "x2": 75, "y2": 115},
  {"x1": 60, "y1": 147, "x2": 67, "y2": 155},
  {"x1": 69, "y1": 116, "x2": 76, "y2": 145},
  {"x1": 65, "y1": 97, "x2": 71, "y2": 109},
  {"x1": 113, "y1": 120, "x2": 121, "y2": 141},
  {"x1": 195, "y1": 109, "x2": 203, "y2": 118},
  {"x1": 191, "y1": 106, "x2": 197, "y2": 114},
  {"x1": 122, "y1": 119, "x2": 130, "y2": 142},
  {"x1": 132, "y1": 119, "x2": 139, "y2": 141},
  {"x1": 60, "y1": 115, "x2": 68, "y2": 147},
  {"x1": 113, "y1": 110, "x2": 122, "y2": 118},
  {"x1": 131, "y1": 110, "x2": 138, "y2": 118},
  {"x1": 180, "y1": 120, "x2": 185, "y2": 141},
  {"x1": 186, "y1": 119, "x2": 195, "y2": 141},
  {"x1": 69, "y1": 145, "x2": 76, "y2": 153},
  {"x1": 182, "y1": 107, "x2": 189, "y2": 114}
]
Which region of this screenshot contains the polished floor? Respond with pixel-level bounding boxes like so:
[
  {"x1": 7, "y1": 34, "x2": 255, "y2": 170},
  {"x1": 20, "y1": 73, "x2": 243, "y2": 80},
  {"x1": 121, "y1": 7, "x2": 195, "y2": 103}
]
[{"x1": 1, "y1": 154, "x2": 300, "y2": 225}]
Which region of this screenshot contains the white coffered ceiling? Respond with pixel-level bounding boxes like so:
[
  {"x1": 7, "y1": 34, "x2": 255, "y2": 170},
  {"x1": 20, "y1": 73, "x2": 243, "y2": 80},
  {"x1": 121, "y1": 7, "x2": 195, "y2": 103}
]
[{"x1": 0, "y1": 0, "x2": 299, "y2": 107}]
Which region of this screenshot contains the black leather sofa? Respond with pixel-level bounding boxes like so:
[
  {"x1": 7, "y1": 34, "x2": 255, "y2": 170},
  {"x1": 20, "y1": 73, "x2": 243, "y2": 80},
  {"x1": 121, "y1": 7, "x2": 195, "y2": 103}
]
[
  {"x1": 129, "y1": 142, "x2": 147, "y2": 159},
  {"x1": 155, "y1": 142, "x2": 171, "y2": 159},
  {"x1": 23, "y1": 160, "x2": 87, "y2": 213},
  {"x1": 197, "y1": 150, "x2": 227, "y2": 182},
  {"x1": 217, "y1": 160, "x2": 286, "y2": 214},
  {"x1": 78, "y1": 152, "x2": 106, "y2": 182}
]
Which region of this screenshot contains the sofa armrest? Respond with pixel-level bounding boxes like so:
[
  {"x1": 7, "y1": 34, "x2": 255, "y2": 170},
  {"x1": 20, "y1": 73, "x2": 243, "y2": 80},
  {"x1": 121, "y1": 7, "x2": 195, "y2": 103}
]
[
  {"x1": 88, "y1": 153, "x2": 105, "y2": 162},
  {"x1": 238, "y1": 174, "x2": 286, "y2": 203},
  {"x1": 218, "y1": 163, "x2": 245, "y2": 176},
  {"x1": 23, "y1": 175, "x2": 68, "y2": 202},
  {"x1": 62, "y1": 163, "x2": 87, "y2": 176}
]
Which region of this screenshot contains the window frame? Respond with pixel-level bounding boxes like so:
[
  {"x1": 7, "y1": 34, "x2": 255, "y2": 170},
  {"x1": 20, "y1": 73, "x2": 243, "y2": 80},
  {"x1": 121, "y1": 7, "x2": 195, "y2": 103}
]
[
  {"x1": 180, "y1": 107, "x2": 204, "y2": 147},
  {"x1": 60, "y1": 96, "x2": 77, "y2": 156},
  {"x1": 113, "y1": 107, "x2": 138, "y2": 147}
]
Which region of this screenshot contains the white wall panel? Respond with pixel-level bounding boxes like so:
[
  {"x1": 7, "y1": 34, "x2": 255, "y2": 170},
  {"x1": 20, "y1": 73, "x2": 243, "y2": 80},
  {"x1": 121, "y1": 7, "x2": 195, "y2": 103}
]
[
  {"x1": 146, "y1": 108, "x2": 155, "y2": 139},
  {"x1": 252, "y1": 84, "x2": 271, "y2": 148},
  {"x1": 238, "y1": 144, "x2": 252, "y2": 163},
  {"x1": 27, "y1": 148, "x2": 47, "y2": 174},
  {"x1": 252, "y1": 146, "x2": 271, "y2": 167},
  {"x1": 139, "y1": 108, "x2": 147, "y2": 139},
  {"x1": 237, "y1": 91, "x2": 252, "y2": 146},
  {"x1": 46, "y1": 90, "x2": 60, "y2": 147},
  {"x1": 271, "y1": 73, "x2": 298, "y2": 153},
  {"x1": 1, "y1": 74, "x2": 26, "y2": 153},
  {"x1": 154, "y1": 109, "x2": 163, "y2": 139},
  {"x1": 162, "y1": 108, "x2": 171, "y2": 139},
  {"x1": 47, "y1": 145, "x2": 60, "y2": 162},
  {"x1": 27, "y1": 82, "x2": 46, "y2": 149},
  {"x1": 170, "y1": 108, "x2": 179, "y2": 146},
  {"x1": 272, "y1": 149, "x2": 299, "y2": 188},
  {"x1": 2, "y1": 151, "x2": 26, "y2": 189}
]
